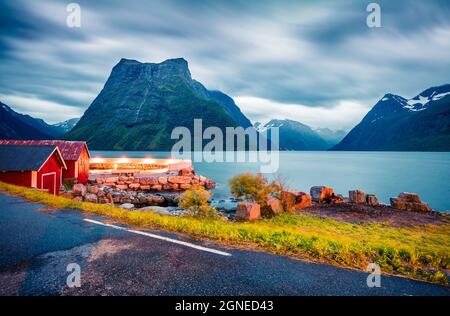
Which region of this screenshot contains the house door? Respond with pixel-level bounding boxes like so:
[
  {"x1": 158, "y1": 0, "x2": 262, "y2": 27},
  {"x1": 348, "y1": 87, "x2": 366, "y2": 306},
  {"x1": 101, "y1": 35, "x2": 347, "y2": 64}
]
[{"x1": 42, "y1": 173, "x2": 56, "y2": 195}]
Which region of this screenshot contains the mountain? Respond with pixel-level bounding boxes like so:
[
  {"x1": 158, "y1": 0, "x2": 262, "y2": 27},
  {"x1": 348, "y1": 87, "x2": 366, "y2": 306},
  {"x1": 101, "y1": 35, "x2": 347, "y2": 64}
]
[
  {"x1": 53, "y1": 118, "x2": 80, "y2": 134},
  {"x1": 256, "y1": 119, "x2": 332, "y2": 150},
  {"x1": 0, "y1": 102, "x2": 64, "y2": 139},
  {"x1": 65, "y1": 58, "x2": 252, "y2": 150},
  {"x1": 314, "y1": 128, "x2": 347, "y2": 147},
  {"x1": 332, "y1": 84, "x2": 450, "y2": 151}
]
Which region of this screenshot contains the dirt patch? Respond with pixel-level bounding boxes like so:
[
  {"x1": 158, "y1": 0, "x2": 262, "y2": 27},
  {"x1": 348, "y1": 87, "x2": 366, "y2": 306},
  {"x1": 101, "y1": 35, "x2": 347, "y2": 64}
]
[{"x1": 299, "y1": 203, "x2": 450, "y2": 227}]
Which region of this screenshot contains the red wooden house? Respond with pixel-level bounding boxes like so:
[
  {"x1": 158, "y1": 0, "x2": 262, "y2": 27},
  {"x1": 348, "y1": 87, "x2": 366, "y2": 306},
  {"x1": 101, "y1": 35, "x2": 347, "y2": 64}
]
[
  {"x1": 0, "y1": 140, "x2": 90, "y2": 184},
  {"x1": 0, "y1": 144, "x2": 67, "y2": 195}
]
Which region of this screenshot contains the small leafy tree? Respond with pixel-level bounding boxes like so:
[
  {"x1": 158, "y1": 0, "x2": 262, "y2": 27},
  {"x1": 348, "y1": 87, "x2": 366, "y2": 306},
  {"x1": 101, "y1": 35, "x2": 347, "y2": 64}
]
[
  {"x1": 179, "y1": 186, "x2": 218, "y2": 218},
  {"x1": 228, "y1": 173, "x2": 281, "y2": 207}
]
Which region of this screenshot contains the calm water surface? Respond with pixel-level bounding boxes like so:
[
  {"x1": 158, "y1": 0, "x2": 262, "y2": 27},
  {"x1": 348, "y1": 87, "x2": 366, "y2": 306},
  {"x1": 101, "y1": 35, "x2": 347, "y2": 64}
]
[{"x1": 92, "y1": 151, "x2": 450, "y2": 212}]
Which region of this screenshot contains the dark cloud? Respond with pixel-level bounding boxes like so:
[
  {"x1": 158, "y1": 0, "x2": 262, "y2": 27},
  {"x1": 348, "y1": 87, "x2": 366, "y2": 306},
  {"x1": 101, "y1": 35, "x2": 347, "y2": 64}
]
[{"x1": 0, "y1": 0, "x2": 449, "y2": 127}]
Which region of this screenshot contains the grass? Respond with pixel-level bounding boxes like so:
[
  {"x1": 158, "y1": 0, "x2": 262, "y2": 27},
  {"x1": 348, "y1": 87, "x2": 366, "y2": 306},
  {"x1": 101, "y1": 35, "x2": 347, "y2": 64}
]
[{"x1": 1, "y1": 181, "x2": 449, "y2": 285}]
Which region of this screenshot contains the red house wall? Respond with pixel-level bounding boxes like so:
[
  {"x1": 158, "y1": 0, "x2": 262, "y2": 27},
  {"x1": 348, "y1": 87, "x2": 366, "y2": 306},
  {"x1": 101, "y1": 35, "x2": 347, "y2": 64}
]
[
  {"x1": 37, "y1": 152, "x2": 64, "y2": 195},
  {"x1": 0, "y1": 171, "x2": 32, "y2": 187}
]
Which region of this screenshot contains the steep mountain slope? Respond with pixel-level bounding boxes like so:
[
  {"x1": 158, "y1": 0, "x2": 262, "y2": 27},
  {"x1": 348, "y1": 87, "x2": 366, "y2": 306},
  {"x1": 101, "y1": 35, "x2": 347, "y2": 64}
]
[
  {"x1": 314, "y1": 128, "x2": 347, "y2": 148},
  {"x1": 65, "y1": 58, "x2": 252, "y2": 150},
  {"x1": 257, "y1": 119, "x2": 331, "y2": 150},
  {"x1": 332, "y1": 84, "x2": 450, "y2": 151},
  {"x1": 0, "y1": 102, "x2": 63, "y2": 139}
]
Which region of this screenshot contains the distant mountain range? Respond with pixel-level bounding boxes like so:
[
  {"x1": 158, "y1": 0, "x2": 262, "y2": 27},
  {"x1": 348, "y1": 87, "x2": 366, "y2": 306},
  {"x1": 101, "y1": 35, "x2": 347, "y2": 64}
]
[
  {"x1": 333, "y1": 84, "x2": 450, "y2": 151},
  {"x1": 65, "y1": 58, "x2": 252, "y2": 150},
  {"x1": 0, "y1": 101, "x2": 79, "y2": 140},
  {"x1": 52, "y1": 118, "x2": 80, "y2": 133},
  {"x1": 256, "y1": 119, "x2": 345, "y2": 150}
]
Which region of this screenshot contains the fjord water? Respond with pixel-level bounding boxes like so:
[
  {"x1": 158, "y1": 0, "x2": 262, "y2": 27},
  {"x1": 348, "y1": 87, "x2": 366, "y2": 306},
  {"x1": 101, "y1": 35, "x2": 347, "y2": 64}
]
[{"x1": 92, "y1": 151, "x2": 450, "y2": 212}]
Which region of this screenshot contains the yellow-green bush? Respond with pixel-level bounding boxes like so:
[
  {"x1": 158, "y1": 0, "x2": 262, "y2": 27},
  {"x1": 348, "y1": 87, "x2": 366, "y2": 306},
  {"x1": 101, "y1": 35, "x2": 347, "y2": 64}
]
[
  {"x1": 228, "y1": 173, "x2": 281, "y2": 207},
  {"x1": 179, "y1": 186, "x2": 218, "y2": 218}
]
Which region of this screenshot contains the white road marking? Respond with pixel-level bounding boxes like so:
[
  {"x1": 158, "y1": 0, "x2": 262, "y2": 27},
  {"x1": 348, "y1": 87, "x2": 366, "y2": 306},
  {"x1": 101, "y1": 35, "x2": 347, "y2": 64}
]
[{"x1": 83, "y1": 218, "x2": 232, "y2": 257}]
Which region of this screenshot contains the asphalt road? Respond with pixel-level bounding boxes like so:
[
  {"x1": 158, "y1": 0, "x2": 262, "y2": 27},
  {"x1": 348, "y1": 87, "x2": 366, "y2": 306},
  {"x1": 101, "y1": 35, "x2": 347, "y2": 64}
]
[{"x1": 0, "y1": 192, "x2": 448, "y2": 296}]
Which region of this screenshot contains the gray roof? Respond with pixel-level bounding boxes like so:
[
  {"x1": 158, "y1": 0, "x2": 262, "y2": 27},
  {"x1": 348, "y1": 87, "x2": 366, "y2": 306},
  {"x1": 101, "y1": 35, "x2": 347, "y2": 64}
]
[{"x1": 0, "y1": 144, "x2": 61, "y2": 171}]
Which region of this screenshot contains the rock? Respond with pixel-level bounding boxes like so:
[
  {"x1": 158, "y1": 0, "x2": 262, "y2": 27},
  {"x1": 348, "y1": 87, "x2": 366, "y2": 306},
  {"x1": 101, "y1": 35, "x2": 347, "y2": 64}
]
[
  {"x1": 168, "y1": 176, "x2": 192, "y2": 184},
  {"x1": 146, "y1": 195, "x2": 166, "y2": 206},
  {"x1": 264, "y1": 198, "x2": 283, "y2": 217},
  {"x1": 390, "y1": 193, "x2": 431, "y2": 212},
  {"x1": 191, "y1": 179, "x2": 200, "y2": 186},
  {"x1": 349, "y1": 190, "x2": 366, "y2": 203},
  {"x1": 139, "y1": 185, "x2": 151, "y2": 190},
  {"x1": 236, "y1": 202, "x2": 261, "y2": 221},
  {"x1": 119, "y1": 176, "x2": 129, "y2": 182},
  {"x1": 139, "y1": 177, "x2": 159, "y2": 185},
  {"x1": 105, "y1": 177, "x2": 119, "y2": 183},
  {"x1": 138, "y1": 206, "x2": 172, "y2": 215},
  {"x1": 119, "y1": 203, "x2": 135, "y2": 210},
  {"x1": 151, "y1": 184, "x2": 163, "y2": 191},
  {"x1": 399, "y1": 192, "x2": 421, "y2": 203},
  {"x1": 295, "y1": 192, "x2": 312, "y2": 209},
  {"x1": 87, "y1": 185, "x2": 100, "y2": 194},
  {"x1": 128, "y1": 183, "x2": 140, "y2": 190},
  {"x1": 366, "y1": 194, "x2": 378, "y2": 206},
  {"x1": 199, "y1": 175, "x2": 207, "y2": 182},
  {"x1": 163, "y1": 183, "x2": 173, "y2": 190},
  {"x1": 97, "y1": 189, "x2": 106, "y2": 198},
  {"x1": 281, "y1": 191, "x2": 297, "y2": 210},
  {"x1": 158, "y1": 177, "x2": 168, "y2": 185},
  {"x1": 84, "y1": 193, "x2": 98, "y2": 203},
  {"x1": 95, "y1": 178, "x2": 104, "y2": 184},
  {"x1": 172, "y1": 183, "x2": 179, "y2": 190},
  {"x1": 180, "y1": 183, "x2": 191, "y2": 190},
  {"x1": 73, "y1": 196, "x2": 83, "y2": 202},
  {"x1": 204, "y1": 179, "x2": 216, "y2": 189},
  {"x1": 115, "y1": 184, "x2": 128, "y2": 190},
  {"x1": 178, "y1": 167, "x2": 195, "y2": 177},
  {"x1": 72, "y1": 184, "x2": 86, "y2": 197},
  {"x1": 310, "y1": 186, "x2": 334, "y2": 203}
]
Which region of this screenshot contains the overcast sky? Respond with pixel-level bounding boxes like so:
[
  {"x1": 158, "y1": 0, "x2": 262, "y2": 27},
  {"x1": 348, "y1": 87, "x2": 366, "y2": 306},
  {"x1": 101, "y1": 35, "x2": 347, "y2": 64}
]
[{"x1": 1, "y1": 0, "x2": 449, "y2": 129}]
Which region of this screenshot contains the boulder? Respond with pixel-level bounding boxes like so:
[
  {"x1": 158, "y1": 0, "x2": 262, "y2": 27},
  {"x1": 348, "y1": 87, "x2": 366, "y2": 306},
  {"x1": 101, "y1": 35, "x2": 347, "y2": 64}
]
[
  {"x1": 281, "y1": 191, "x2": 297, "y2": 210},
  {"x1": 172, "y1": 183, "x2": 179, "y2": 190},
  {"x1": 158, "y1": 177, "x2": 168, "y2": 185},
  {"x1": 168, "y1": 176, "x2": 192, "y2": 184},
  {"x1": 128, "y1": 183, "x2": 140, "y2": 190},
  {"x1": 97, "y1": 189, "x2": 106, "y2": 198},
  {"x1": 399, "y1": 192, "x2": 421, "y2": 203},
  {"x1": 72, "y1": 184, "x2": 86, "y2": 197},
  {"x1": 178, "y1": 168, "x2": 195, "y2": 177},
  {"x1": 84, "y1": 193, "x2": 98, "y2": 203},
  {"x1": 98, "y1": 197, "x2": 110, "y2": 204},
  {"x1": 295, "y1": 192, "x2": 312, "y2": 209},
  {"x1": 390, "y1": 193, "x2": 431, "y2": 212},
  {"x1": 115, "y1": 184, "x2": 129, "y2": 190},
  {"x1": 349, "y1": 190, "x2": 366, "y2": 203},
  {"x1": 119, "y1": 203, "x2": 135, "y2": 210},
  {"x1": 204, "y1": 179, "x2": 216, "y2": 189},
  {"x1": 264, "y1": 198, "x2": 283, "y2": 217},
  {"x1": 105, "y1": 177, "x2": 119, "y2": 184},
  {"x1": 236, "y1": 202, "x2": 261, "y2": 221},
  {"x1": 146, "y1": 195, "x2": 166, "y2": 206},
  {"x1": 87, "y1": 185, "x2": 100, "y2": 194},
  {"x1": 366, "y1": 194, "x2": 378, "y2": 206},
  {"x1": 180, "y1": 183, "x2": 191, "y2": 190},
  {"x1": 119, "y1": 176, "x2": 129, "y2": 182},
  {"x1": 310, "y1": 186, "x2": 334, "y2": 203},
  {"x1": 139, "y1": 177, "x2": 159, "y2": 185},
  {"x1": 163, "y1": 183, "x2": 173, "y2": 190},
  {"x1": 151, "y1": 184, "x2": 163, "y2": 191},
  {"x1": 95, "y1": 178, "x2": 104, "y2": 184},
  {"x1": 139, "y1": 185, "x2": 151, "y2": 190}
]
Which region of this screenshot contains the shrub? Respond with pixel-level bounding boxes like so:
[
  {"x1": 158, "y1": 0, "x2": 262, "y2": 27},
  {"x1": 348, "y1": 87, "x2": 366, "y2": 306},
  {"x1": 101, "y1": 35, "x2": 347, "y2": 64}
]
[
  {"x1": 228, "y1": 173, "x2": 281, "y2": 207},
  {"x1": 179, "y1": 186, "x2": 218, "y2": 218}
]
